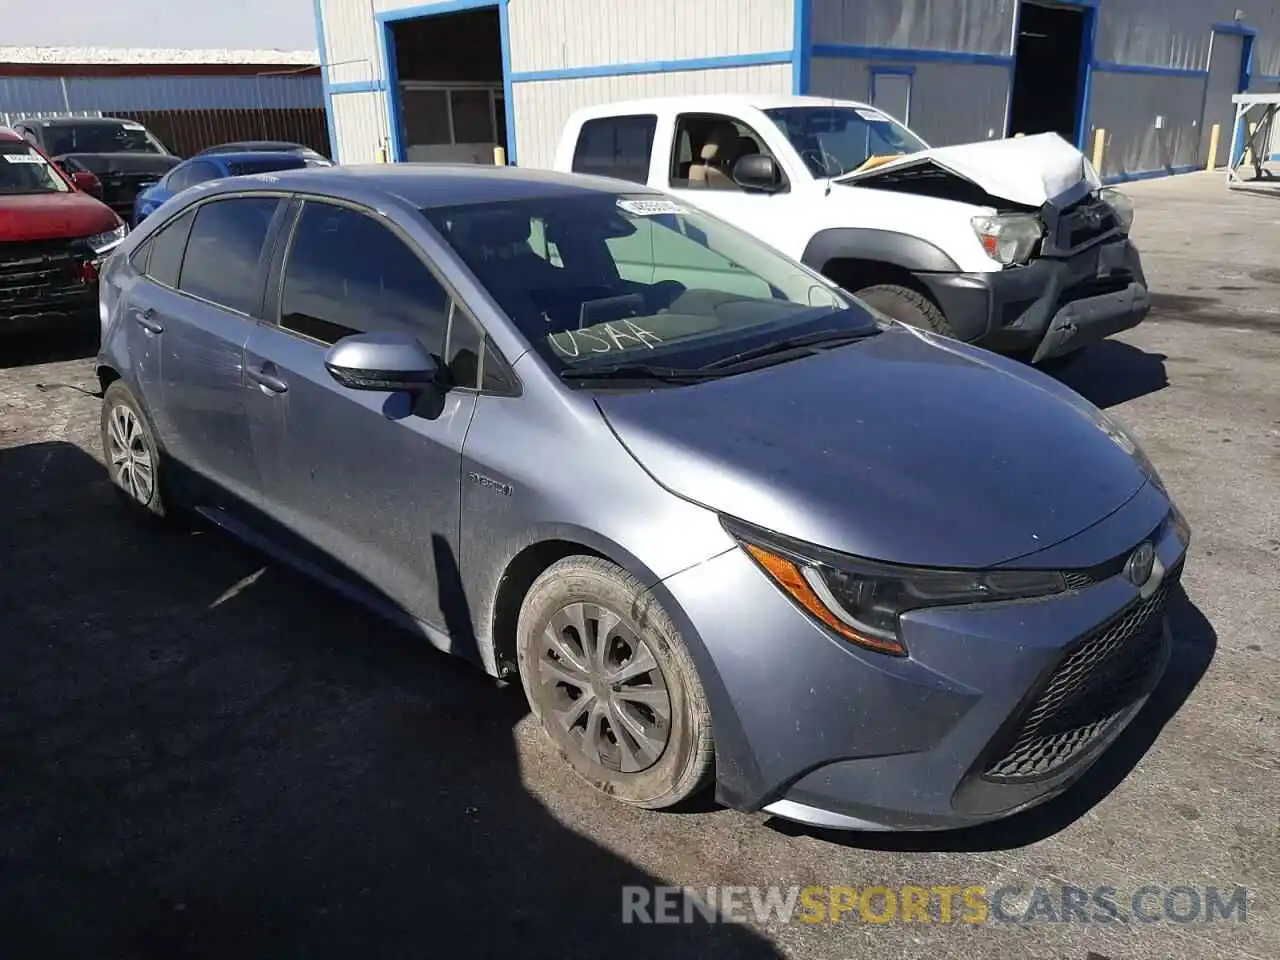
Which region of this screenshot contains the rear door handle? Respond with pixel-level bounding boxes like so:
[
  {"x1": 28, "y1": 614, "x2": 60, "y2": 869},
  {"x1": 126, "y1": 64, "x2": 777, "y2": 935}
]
[
  {"x1": 132, "y1": 307, "x2": 163, "y2": 335},
  {"x1": 246, "y1": 366, "x2": 289, "y2": 395}
]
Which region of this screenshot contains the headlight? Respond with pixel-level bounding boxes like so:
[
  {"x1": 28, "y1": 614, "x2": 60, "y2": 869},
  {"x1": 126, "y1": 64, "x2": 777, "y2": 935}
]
[
  {"x1": 1097, "y1": 187, "x2": 1135, "y2": 232},
  {"x1": 87, "y1": 223, "x2": 128, "y2": 254},
  {"x1": 724, "y1": 519, "x2": 1066, "y2": 656},
  {"x1": 971, "y1": 213, "x2": 1044, "y2": 266}
]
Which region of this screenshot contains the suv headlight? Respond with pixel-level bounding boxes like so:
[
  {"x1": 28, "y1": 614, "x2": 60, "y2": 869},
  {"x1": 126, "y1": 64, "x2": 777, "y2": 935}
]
[
  {"x1": 723, "y1": 519, "x2": 1066, "y2": 656},
  {"x1": 1097, "y1": 187, "x2": 1135, "y2": 232},
  {"x1": 87, "y1": 223, "x2": 128, "y2": 255},
  {"x1": 971, "y1": 213, "x2": 1044, "y2": 266}
]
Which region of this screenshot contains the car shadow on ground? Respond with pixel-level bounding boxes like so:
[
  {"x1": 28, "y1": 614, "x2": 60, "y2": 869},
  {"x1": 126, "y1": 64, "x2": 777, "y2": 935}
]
[
  {"x1": 0, "y1": 440, "x2": 782, "y2": 959},
  {"x1": 768, "y1": 585, "x2": 1217, "y2": 853},
  {"x1": 1, "y1": 324, "x2": 100, "y2": 370},
  {"x1": 1049, "y1": 339, "x2": 1170, "y2": 409}
]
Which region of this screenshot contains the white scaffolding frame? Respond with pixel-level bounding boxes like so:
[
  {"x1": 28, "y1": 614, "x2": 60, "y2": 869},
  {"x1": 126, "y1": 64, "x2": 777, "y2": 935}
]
[{"x1": 1226, "y1": 92, "x2": 1280, "y2": 187}]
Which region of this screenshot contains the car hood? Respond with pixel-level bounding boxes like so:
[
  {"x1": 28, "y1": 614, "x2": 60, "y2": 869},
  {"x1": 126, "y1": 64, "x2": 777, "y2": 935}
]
[
  {"x1": 594, "y1": 328, "x2": 1150, "y2": 568},
  {"x1": 54, "y1": 152, "x2": 179, "y2": 176},
  {"x1": 0, "y1": 191, "x2": 119, "y2": 241},
  {"x1": 837, "y1": 132, "x2": 1101, "y2": 209}
]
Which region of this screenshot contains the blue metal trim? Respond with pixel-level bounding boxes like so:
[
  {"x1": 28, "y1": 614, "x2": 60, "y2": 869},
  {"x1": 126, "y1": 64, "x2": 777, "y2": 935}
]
[
  {"x1": 1074, "y1": 3, "x2": 1098, "y2": 149},
  {"x1": 328, "y1": 80, "x2": 385, "y2": 95},
  {"x1": 1255, "y1": 74, "x2": 1280, "y2": 84},
  {"x1": 1092, "y1": 61, "x2": 1209, "y2": 79},
  {"x1": 510, "y1": 50, "x2": 794, "y2": 83},
  {"x1": 374, "y1": 0, "x2": 499, "y2": 23},
  {"x1": 378, "y1": 20, "x2": 404, "y2": 162},
  {"x1": 498, "y1": 0, "x2": 516, "y2": 164},
  {"x1": 1102, "y1": 164, "x2": 1200, "y2": 185},
  {"x1": 810, "y1": 44, "x2": 1014, "y2": 67},
  {"x1": 1210, "y1": 22, "x2": 1258, "y2": 38},
  {"x1": 312, "y1": 0, "x2": 339, "y2": 161},
  {"x1": 792, "y1": 0, "x2": 812, "y2": 95}
]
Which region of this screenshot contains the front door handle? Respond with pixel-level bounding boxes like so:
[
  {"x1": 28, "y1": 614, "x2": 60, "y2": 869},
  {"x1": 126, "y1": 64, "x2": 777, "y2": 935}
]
[
  {"x1": 246, "y1": 366, "x2": 289, "y2": 395},
  {"x1": 133, "y1": 307, "x2": 163, "y2": 335}
]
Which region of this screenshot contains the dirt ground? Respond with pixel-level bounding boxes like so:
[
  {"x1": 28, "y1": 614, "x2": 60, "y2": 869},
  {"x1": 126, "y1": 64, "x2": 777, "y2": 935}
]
[{"x1": 0, "y1": 171, "x2": 1276, "y2": 959}]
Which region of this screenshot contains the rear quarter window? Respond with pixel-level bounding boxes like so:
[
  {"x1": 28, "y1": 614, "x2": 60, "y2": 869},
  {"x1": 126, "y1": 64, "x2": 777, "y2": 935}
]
[
  {"x1": 571, "y1": 115, "x2": 657, "y2": 184},
  {"x1": 141, "y1": 207, "x2": 196, "y2": 288}
]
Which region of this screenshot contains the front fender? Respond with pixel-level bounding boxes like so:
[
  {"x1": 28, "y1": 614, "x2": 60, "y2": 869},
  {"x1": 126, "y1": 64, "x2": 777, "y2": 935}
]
[{"x1": 801, "y1": 227, "x2": 962, "y2": 274}]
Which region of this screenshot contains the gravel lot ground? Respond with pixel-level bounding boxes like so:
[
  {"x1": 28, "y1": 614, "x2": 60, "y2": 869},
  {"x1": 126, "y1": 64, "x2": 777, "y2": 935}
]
[{"x1": 1, "y1": 171, "x2": 1276, "y2": 960}]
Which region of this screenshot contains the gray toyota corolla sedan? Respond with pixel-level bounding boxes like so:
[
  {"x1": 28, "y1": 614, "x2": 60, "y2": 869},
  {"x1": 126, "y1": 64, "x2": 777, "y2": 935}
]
[{"x1": 95, "y1": 164, "x2": 1189, "y2": 831}]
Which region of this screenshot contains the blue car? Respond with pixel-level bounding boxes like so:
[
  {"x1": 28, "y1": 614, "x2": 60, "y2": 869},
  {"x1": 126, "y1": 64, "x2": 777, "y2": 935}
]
[
  {"x1": 131, "y1": 150, "x2": 329, "y2": 225},
  {"x1": 96, "y1": 165, "x2": 1190, "y2": 831}
]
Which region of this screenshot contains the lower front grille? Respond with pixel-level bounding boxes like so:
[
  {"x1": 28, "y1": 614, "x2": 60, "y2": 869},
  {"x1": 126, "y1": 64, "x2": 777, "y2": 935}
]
[
  {"x1": 982, "y1": 565, "x2": 1180, "y2": 782},
  {"x1": 0, "y1": 239, "x2": 91, "y2": 312}
]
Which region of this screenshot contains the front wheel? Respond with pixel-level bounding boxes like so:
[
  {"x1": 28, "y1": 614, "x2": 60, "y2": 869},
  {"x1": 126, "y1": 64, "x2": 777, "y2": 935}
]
[
  {"x1": 853, "y1": 283, "x2": 955, "y2": 337},
  {"x1": 516, "y1": 556, "x2": 714, "y2": 810}
]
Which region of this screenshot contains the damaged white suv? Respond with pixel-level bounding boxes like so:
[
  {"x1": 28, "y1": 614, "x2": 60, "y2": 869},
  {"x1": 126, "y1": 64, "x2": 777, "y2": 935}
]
[{"x1": 554, "y1": 95, "x2": 1147, "y2": 364}]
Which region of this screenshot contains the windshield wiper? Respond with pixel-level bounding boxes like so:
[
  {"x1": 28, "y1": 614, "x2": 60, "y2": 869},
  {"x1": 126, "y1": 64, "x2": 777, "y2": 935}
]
[
  {"x1": 701, "y1": 326, "x2": 879, "y2": 370},
  {"x1": 559, "y1": 362, "x2": 727, "y2": 383}
]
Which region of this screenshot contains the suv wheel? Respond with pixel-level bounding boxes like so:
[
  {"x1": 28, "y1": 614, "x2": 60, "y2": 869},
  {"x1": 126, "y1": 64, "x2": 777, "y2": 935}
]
[
  {"x1": 101, "y1": 381, "x2": 169, "y2": 518},
  {"x1": 854, "y1": 283, "x2": 955, "y2": 337},
  {"x1": 516, "y1": 556, "x2": 714, "y2": 810}
]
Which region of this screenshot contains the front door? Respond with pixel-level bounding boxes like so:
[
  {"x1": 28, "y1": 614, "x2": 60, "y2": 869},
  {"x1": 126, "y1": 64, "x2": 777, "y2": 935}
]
[
  {"x1": 1201, "y1": 31, "x2": 1247, "y2": 168},
  {"x1": 244, "y1": 198, "x2": 477, "y2": 631}
]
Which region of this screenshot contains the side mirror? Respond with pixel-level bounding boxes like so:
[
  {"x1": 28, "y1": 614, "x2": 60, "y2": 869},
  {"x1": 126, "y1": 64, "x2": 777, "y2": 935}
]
[
  {"x1": 732, "y1": 154, "x2": 783, "y2": 193},
  {"x1": 71, "y1": 170, "x2": 102, "y2": 195},
  {"x1": 324, "y1": 331, "x2": 440, "y2": 393},
  {"x1": 136, "y1": 179, "x2": 160, "y2": 192}
]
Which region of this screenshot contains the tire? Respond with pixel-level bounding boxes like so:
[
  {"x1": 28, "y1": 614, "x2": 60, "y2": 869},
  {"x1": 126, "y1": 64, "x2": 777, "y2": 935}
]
[
  {"x1": 100, "y1": 381, "x2": 170, "y2": 520},
  {"x1": 854, "y1": 283, "x2": 955, "y2": 337},
  {"x1": 516, "y1": 556, "x2": 714, "y2": 810}
]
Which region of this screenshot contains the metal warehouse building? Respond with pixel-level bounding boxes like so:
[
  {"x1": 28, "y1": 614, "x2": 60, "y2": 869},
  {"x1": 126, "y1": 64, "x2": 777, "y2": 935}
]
[
  {"x1": 317, "y1": 0, "x2": 1280, "y2": 182},
  {"x1": 0, "y1": 47, "x2": 329, "y2": 157}
]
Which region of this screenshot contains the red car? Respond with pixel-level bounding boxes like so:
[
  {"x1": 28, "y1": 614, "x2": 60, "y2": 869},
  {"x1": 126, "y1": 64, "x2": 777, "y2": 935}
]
[{"x1": 1, "y1": 127, "x2": 127, "y2": 335}]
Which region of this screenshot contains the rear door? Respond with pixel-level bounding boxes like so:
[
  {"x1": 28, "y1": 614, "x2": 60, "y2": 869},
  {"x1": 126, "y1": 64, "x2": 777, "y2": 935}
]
[
  {"x1": 158, "y1": 194, "x2": 289, "y2": 505},
  {"x1": 244, "y1": 197, "x2": 480, "y2": 631}
]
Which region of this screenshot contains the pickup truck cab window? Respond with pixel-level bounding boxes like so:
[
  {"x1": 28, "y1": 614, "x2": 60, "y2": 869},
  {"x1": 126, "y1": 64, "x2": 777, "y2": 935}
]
[
  {"x1": 669, "y1": 112, "x2": 785, "y2": 191},
  {"x1": 571, "y1": 115, "x2": 657, "y2": 184}
]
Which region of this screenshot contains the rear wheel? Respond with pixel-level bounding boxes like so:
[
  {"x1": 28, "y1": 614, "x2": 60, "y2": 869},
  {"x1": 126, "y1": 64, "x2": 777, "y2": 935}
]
[
  {"x1": 516, "y1": 556, "x2": 714, "y2": 809},
  {"x1": 854, "y1": 283, "x2": 955, "y2": 337},
  {"x1": 100, "y1": 381, "x2": 169, "y2": 519}
]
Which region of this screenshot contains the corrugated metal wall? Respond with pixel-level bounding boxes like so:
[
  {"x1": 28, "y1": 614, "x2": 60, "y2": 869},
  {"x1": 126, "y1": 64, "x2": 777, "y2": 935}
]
[
  {"x1": 512, "y1": 63, "x2": 791, "y2": 168},
  {"x1": 812, "y1": 0, "x2": 1016, "y2": 54},
  {"x1": 508, "y1": 0, "x2": 792, "y2": 69},
  {"x1": 1088, "y1": 72, "x2": 1207, "y2": 177},
  {"x1": 810, "y1": 58, "x2": 1010, "y2": 145},
  {"x1": 0, "y1": 73, "x2": 322, "y2": 113},
  {"x1": 331, "y1": 90, "x2": 390, "y2": 164}
]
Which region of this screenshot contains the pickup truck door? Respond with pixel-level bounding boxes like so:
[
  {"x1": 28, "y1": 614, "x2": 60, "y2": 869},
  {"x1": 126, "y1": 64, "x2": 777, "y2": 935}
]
[{"x1": 655, "y1": 110, "x2": 807, "y2": 258}]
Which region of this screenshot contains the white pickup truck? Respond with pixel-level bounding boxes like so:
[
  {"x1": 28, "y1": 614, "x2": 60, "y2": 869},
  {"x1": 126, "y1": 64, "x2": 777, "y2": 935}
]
[{"x1": 552, "y1": 95, "x2": 1150, "y2": 364}]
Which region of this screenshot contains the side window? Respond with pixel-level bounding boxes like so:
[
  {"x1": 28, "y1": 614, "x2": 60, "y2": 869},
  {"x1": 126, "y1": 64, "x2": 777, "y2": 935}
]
[
  {"x1": 571, "y1": 115, "x2": 657, "y2": 184},
  {"x1": 279, "y1": 201, "x2": 449, "y2": 355},
  {"x1": 178, "y1": 197, "x2": 281, "y2": 315},
  {"x1": 166, "y1": 160, "x2": 221, "y2": 192},
  {"x1": 670, "y1": 113, "x2": 780, "y2": 190},
  {"x1": 143, "y1": 207, "x2": 196, "y2": 288}
]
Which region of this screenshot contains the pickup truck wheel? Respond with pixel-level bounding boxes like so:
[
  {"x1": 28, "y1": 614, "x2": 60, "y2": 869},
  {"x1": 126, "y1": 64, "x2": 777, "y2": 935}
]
[
  {"x1": 853, "y1": 284, "x2": 954, "y2": 337},
  {"x1": 516, "y1": 556, "x2": 714, "y2": 810}
]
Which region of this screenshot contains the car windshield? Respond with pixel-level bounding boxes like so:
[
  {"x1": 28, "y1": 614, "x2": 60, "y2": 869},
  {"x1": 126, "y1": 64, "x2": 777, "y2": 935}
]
[
  {"x1": 764, "y1": 106, "x2": 929, "y2": 179},
  {"x1": 423, "y1": 194, "x2": 877, "y2": 378},
  {"x1": 0, "y1": 142, "x2": 69, "y2": 194},
  {"x1": 42, "y1": 122, "x2": 167, "y2": 156}
]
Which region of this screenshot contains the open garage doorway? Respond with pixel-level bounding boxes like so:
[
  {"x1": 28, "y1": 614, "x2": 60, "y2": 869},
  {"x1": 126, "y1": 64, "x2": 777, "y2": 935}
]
[
  {"x1": 1007, "y1": 1, "x2": 1092, "y2": 144},
  {"x1": 382, "y1": 3, "x2": 509, "y2": 164}
]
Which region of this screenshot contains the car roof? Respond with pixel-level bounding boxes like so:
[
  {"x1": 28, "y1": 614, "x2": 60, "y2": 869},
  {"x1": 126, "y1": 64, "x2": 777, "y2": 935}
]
[
  {"x1": 21, "y1": 116, "x2": 138, "y2": 127},
  {"x1": 200, "y1": 140, "x2": 310, "y2": 153},
  {"x1": 195, "y1": 163, "x2": 662, "y2": 208},
  {"x1": 192, "y1": 150, "x2": 312, "y2": 166},
  {"x1": 0, "y1": 127, "x2": 20, "y2": 141},
  {"x1": 566, "y1": 94, "x2": 875, "y2": 120}
]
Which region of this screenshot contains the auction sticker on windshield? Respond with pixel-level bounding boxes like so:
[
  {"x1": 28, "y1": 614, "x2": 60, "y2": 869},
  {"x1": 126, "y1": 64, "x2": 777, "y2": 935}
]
[
  {"x1": 121, "y1": 121, "x2": 147, "y2": 130},
  {"x1": 618, "y1": 198, "x2": 687, "y2": 217},
  {"x1": 3, "y1": 154, "x2": 47, "y2": 164},
  {"x1": 854, "y1": 108, "x2": 890, "y2": 122}
]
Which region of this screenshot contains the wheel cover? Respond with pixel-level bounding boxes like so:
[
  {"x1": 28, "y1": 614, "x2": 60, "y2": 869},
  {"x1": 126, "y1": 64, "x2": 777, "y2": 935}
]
[
  {"x1": 106, "y1": 405, "x2": 154, "y2": 505},
  {"x1": 536, "y1": 602, "x2": 672, "y2": 774}
]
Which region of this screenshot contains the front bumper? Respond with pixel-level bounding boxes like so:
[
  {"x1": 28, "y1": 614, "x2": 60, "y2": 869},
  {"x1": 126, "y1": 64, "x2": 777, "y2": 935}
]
[
  {"x1": 662, "y1": 480, "x2": 1188, "y2": 832},
  {"x1": 917, "y1": 237, "x2": 1150, "y2": 361}
]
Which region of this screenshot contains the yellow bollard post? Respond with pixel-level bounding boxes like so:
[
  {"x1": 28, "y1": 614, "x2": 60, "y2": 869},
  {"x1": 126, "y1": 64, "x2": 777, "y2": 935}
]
[
  {"x1": 1013, "y1": 132, "x2": 1025, "y2": 138},
  {"x1": 1205, "y1": 123, "x2": 1221, "y2": 170},
  {"x1": 493, "y1": 145, "x2": 507, "y2": 166},
  {"x1": 1091, "y1": 128, "x2": 1106, "y2": 171},
  {"x1": 375, "y1": 144, "x2": 388, "y2": 163}
]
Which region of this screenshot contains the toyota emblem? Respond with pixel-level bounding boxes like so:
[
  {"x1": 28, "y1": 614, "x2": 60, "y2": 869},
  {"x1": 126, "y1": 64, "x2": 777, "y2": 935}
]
[{"x1": 1126, "y1": 542, "x2": 1156, "y2": 587}]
